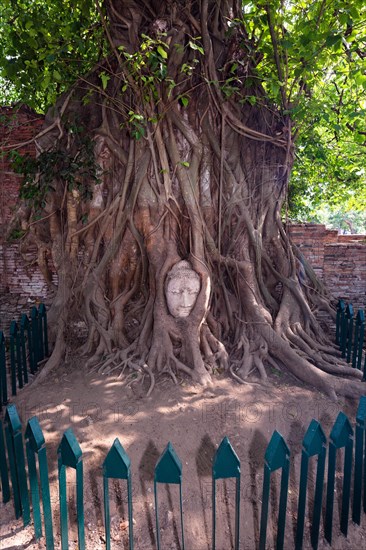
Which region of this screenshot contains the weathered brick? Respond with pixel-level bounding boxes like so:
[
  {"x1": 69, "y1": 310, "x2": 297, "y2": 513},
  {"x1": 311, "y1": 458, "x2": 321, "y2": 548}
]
[{"x1": 289, "y1": 223, "x2": 366, "y2": 310}]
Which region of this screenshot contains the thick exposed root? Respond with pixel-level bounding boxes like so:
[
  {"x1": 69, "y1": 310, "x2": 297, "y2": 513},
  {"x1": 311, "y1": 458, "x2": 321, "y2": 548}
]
[
  {"x1": 285, "y1": 327, "x2": 362, "y2": 379},
  {"x1": 85, "y1": 319, "x2": 224, "y2": 393},
  {"x1": 30, "y1": 318, "x2": 66, "y2": 387},
  {"x1": 65, "y1": 285, "x2": 364, "y2": 403},
  {"x1": 271, "y1": 331, "x2": 365, "y2": 401},
  {"x1": 230, "y1": 333, "x2": 269, "y2": 385},
  {"x1": 201, "y1": 323, "x2": 229, "y2": 372},
  {"x1": 88, "y1": 344, "x2": 156, "y2": 396}
]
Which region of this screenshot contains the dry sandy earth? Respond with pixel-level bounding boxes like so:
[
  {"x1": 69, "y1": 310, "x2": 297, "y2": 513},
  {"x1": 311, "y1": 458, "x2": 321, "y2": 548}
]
[{"x1": 1, "y1": 359, "x2": 366, "y2": 550}]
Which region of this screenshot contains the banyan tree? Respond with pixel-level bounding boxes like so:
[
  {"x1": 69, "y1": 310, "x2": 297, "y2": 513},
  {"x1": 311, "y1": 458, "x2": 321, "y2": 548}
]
[{"x1": 8, "y1": 0, "x2": 365, "y2": 399}]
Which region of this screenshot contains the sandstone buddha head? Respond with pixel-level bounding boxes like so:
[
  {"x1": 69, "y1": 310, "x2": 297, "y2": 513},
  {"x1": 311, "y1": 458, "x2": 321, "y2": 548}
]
[{"x1": 165, "y1": 260, "x2": 201, "y2": 318}]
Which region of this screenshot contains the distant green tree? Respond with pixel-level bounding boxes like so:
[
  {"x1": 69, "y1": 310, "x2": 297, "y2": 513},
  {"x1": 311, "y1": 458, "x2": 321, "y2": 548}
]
[
  {"x1": 287, "y1": 5, "x2": 366, "y2": 220},
  {"x1": 305, "y1": 206, "x2": 366, "y2": 234},
  {"x1": 289, "y1": 96, "x2": 366, "y2": 222}
]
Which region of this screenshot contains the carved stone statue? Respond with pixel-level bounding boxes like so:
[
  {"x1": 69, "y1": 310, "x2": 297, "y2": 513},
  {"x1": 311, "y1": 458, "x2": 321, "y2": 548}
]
[{"x1": 165, "y1": 260, "x2": 201, "y2": 318}]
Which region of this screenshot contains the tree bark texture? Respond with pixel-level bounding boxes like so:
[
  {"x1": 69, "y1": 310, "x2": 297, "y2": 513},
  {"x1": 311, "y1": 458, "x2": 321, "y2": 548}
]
[{"x1": 18, "y1": 0, "x2": 364, "y2": 399}]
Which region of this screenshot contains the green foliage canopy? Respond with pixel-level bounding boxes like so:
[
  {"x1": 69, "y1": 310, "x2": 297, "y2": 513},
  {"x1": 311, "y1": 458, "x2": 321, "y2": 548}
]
[
  {"x1": 0, "y1": 0, "x2": 104, "y2": 111},
  {"x1": 237, "y1": 0, "x2": 366, "y2": 219},
  {"x1": 0, "y1": 0, "x2": 365, "y2": 219}
]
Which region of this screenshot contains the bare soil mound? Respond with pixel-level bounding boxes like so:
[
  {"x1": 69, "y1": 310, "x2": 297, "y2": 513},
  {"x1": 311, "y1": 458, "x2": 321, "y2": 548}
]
[{"x1": 1, "y1": 360, "x2": 365, "y2": 549}]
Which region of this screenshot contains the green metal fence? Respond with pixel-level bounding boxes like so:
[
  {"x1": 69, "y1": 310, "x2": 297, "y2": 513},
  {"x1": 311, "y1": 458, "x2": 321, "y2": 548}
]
[
  {"x1": 0, "y1": 303, "x2": 49, "y2": 412},
  {"x1": 103, "y1": 438, "x2": 133, "y2": 550},
  {"x1": 0, "y1": 417, "x2": 10, "y2": 503},
  {"x1": 2, "y1": 397, "x2": 366, "y2": 549},
  {"x1": 58, "y1": 428, "x2": 85, "y2": 550},
  {"x1": 336, "y1": 300, "x2": 366, "y2": 378},
  {"x1": 4, "y1": 404, "x2": 30, "y2": 524},
  {"x1": 295, "y1": 420, "x2": 326, "y2": 550},
  {"x1": 26, "y1": 416, "x2": 54, "y2": 548}
]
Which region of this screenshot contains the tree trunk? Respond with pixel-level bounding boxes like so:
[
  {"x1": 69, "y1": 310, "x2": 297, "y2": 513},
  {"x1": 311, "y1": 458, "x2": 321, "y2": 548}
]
[{"x1": 19, "y1": 0, "x2": 364, "y2": 400}]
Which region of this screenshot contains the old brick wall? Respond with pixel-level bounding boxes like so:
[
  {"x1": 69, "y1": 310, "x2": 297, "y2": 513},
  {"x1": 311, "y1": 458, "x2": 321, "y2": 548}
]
[
  {"x1": 0, "y1": 105, "x2": 44, "y2": 235},
  {"x1": 289, "y1": 223, "x2": 366, "y2": 310},
  {"x1": 0, "y1": 105, "x2": 50, "y2": 329}
]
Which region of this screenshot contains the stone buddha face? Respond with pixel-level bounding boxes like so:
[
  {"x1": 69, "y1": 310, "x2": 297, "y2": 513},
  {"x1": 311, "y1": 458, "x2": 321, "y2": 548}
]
[{"x1": 165, "y1": 260, "x2": 201, "y2": 318}]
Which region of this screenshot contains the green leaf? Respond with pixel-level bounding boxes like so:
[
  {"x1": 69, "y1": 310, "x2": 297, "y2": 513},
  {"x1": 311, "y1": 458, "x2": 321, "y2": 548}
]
[
  {"x1": 188, "y1": 40, "x2": 204, "y2": 55},
  {"x1": 354, "y1": 72, "x2": 366, "y2": 87},
  {"x1": 100, "y1": 72, "x2": 110, "y2": 90},
  {"x1": 325, "y1": 34, "x2": 342, "y2": 48},
  {"x1": 40, "y1": 75, "x2": 51, "y2": 90},
  {"x1": 53, "y1": 69, "x2": 61, "y2": 81},
  {"x1": 157, "y1": 45, "x2": 168, "y2": 59},
  {"x1": 281, "y1": 39, "x2": 293, "y2": 50}
]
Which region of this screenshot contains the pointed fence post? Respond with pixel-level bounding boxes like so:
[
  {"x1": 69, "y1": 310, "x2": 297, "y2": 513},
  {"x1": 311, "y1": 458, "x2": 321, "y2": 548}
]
[
  {"x1": 20, "y1": 314, "x2": 31, "y2": 383},
  {"x1": 352, "y1": 310, "x2": 365, "y2": 370},
  {"x1": 10, "y1": 320, "x2": 23, "y2": 393},
  {"x1": 103, "y1": 438, "x2": 134, "y2": 550},
  {"x1": 30, "y1": 306, "x2": 40, "y2": 371},
  {"x1": 25, "y1": 417, "x2": 54, "y2": 549},
  {"x1": 0, "y1": 330, "x2": 7, "y2": 410},
  {"x1": 212, "y1": 437, "x2": 241, "y2": 550},
  {"x1": 259, "y1": 431, "x2": 290, "y2": 550},
  {"x1": 0, "y1": 419, "x2": 10, "y2": 503},
  {"x1": 353, "y1": 396, "x2": 366, "y2": 525},
  {"x1": 4, "y1": 404, "x2": 30, "y2": 525},
  {"x1": 346, "y1": 304, "x2": 355, "y2": 363},
  {"x1": 325, "y1": 412, "x2": 353, "y2": 544},
  {"x1": 154, "y1": 442, "x2": 185, "y2": 550},
  {"x1": 336, "y1": 299, "x2": 345, "y2": 345},
  {"x1": 58, "y1": 428, "x2": 85, "y2": 550},
  {"x1": 341, "y1": 304, "x2": 353, "y2": 359},
  {"x1": 340, "y1": 302, "x2": 348, "y2": 355},
  {"x1": 295, "y1": 420, "x2": 326, "y2": 550},
  {"x1": 26, "y1": 312, "x2": 36, "y2": 374},
  {"x1": 38, "y1": 304, "x2": 49, "y2": 358}
]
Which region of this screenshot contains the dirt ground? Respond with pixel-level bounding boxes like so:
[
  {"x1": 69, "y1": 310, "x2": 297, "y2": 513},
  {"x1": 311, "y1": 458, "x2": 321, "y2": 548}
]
[{"x1": 1, "y1": 359, "x2": 366, "y2": 550}]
